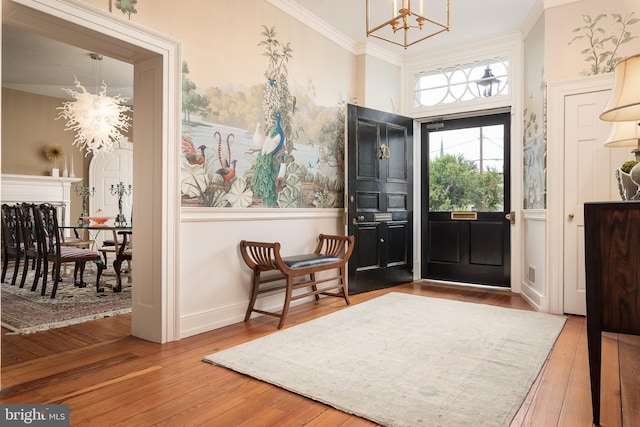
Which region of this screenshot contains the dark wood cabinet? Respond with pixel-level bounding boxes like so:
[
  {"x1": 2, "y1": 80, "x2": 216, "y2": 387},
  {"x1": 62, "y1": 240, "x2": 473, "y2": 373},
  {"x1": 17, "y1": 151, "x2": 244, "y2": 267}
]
[{"x1": 584, "y1": 201, "x2": 640, "y2": 425}]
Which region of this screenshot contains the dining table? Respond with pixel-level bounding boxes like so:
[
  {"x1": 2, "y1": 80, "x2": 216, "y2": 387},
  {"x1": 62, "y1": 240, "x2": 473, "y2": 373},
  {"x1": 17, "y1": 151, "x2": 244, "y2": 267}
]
[{"x1": 60, "y1": 223, "x2": 132, "y2": 264}]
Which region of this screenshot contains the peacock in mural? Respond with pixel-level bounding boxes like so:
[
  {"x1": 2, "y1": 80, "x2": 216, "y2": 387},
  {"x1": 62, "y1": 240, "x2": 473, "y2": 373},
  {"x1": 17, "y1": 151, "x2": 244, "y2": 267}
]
[
  {"x1": 253, "y1": 111, "x2": 284, "y2": 207},
  {"x1": 245, "y1": 26, "x2": 294, "y2": 207}
]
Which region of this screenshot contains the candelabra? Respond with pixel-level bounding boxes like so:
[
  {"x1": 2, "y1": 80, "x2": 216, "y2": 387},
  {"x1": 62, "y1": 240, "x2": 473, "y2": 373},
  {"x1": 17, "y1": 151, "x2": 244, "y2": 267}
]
[
  {"x1": 111, "y1": 182, "x2": 132, "y2": 227},
  {"x1": 74, "y1": 185, "x2": 95, "y2": 226}
]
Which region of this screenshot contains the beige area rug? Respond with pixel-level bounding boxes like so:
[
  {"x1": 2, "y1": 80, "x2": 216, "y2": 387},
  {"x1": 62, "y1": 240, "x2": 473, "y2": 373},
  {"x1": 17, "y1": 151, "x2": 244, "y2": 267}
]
[
  {"x1": 1, "y1": 267, "x2": 131, "y2": 334},
  {"x1": 204, "y1": 292, "x2": 566, "y2": 427}
]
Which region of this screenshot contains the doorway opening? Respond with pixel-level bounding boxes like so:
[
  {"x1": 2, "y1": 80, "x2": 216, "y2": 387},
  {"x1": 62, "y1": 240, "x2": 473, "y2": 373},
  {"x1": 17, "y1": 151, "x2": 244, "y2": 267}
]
[
  {"x1": 2, "y1": 0, "x2": 180, "y2": 342},
  {"x1": 421, "y1": 112, "x2": 511, "y2": 287}
]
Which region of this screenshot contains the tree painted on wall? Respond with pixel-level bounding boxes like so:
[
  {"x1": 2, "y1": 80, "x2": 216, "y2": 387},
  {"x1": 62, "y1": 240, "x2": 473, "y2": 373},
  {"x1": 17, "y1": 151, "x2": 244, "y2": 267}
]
[
  {"x1": 569, "y1": 12, "x2": 638, "y2": 75},
  {"x1": 182, "y1": 61, "x2": 211, "y2": 123},
  {"x1": 116, "y1": 0, "x2": 137, "y2": 20}
]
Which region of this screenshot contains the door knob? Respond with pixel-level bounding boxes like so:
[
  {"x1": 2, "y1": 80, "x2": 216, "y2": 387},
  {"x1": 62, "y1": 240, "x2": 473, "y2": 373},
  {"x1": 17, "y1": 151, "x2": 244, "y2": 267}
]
[
  {"x1": 568, "y1": 213, "x2": 575, "y2": 220},
  {"x1": 505, "y1": 211, "x2": 515, "y2": 225},
  {"x1": 357, "y1": 215, "x2": 365, "y2": 221}
]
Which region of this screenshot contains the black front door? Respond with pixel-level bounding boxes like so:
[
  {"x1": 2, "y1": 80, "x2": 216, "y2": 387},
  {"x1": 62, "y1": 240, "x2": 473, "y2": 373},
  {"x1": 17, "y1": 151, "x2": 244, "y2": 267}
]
[
  {"x1": 421, "y1": 113, "x2": 511, "y2": 287},
  {"x1": 347, "y1": 104, "x2": 413, "y2": 294}
]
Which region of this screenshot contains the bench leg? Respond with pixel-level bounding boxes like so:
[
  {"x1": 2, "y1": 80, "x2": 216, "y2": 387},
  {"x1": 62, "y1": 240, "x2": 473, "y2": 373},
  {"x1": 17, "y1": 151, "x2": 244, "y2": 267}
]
[
  {"x1": 340, "y1": 266, "x2": 350, "y2": 305},
  {"x1": 244, "y1": 270, "x2": 261, "y2": 322},
  {"x1": 277, "y1": 276, "x2": 295, "y2": 329},
  {"x1": 310, "y1": 272, "x2": 320, "y2": 301}
]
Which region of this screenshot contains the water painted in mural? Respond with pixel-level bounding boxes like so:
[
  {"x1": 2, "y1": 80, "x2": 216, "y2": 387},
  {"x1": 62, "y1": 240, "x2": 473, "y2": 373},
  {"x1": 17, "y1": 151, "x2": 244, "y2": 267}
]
[{"x1": 180, "y1": 26, "x2": 345, "y2": 209}]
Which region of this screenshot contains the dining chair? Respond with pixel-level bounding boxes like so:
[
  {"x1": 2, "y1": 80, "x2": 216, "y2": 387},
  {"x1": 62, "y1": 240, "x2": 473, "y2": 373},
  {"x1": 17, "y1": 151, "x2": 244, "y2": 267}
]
[
  {"x1": 17, "y1": 203, "x2": 44, "y2": 291},
  {"x1": 1, "y1": 203, "x2": 23, "y2": 285},
  {"x1": 112, "y1": 230, "x2": 132, "y2": 292},
  {"x1": 35, "y1": 203, "x2": 105, "y2": 298}
]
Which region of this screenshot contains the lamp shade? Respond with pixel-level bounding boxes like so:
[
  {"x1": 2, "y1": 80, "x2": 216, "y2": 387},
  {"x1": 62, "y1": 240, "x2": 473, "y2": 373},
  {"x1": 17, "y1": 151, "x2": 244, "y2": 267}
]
[
  {"x1": 604, "y1": 120, "x2": 640, "y2": 147},
  {"x1": 600, "y1": 54, "x2": 640, "y2": 122}
]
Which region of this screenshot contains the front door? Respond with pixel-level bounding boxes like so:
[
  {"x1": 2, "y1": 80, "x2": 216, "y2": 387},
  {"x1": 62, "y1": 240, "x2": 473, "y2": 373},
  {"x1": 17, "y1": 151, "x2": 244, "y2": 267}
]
[
  {"x1": 421, "y1": 113, "x2": 511, "y2": 287},
  {"x1": 347, "y1": 104, "x2": 413, "y2": 294}
]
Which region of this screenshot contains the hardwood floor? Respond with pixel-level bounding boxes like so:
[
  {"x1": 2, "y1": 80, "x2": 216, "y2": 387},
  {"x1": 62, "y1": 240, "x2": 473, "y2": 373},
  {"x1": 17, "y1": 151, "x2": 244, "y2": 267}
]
[{"x1": 2, "y1": 281, "x2": 639, "y2": 426}]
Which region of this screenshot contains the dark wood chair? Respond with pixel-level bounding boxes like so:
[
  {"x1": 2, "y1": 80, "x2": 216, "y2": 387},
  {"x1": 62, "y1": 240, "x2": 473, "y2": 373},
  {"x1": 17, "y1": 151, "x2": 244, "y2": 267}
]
[
  {"x1": 16, "y1": 203, "x2": 44, "y2": 290},
  {"x1": 112, "y1": 230, "x2": 132, "y2": 292},
  {"x1": 34, "y1": 203, "x2": 105, "y2": 298},
  {"x1": 1, "y1": 203, "x2": 23, "y2": 285}
]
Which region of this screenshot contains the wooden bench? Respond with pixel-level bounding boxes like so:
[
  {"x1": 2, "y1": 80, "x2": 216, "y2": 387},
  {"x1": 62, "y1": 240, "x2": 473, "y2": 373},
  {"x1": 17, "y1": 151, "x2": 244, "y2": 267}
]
[{"x1": 239, "y1": 234, "x2": 354, "y2": 329}]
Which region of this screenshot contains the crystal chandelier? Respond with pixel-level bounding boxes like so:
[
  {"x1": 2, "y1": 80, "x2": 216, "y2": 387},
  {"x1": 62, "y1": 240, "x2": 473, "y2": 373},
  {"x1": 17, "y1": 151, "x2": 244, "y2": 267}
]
[
  {"x1": 366, "y1": 0, "x2": 450, "y2": 49},
  {"x1": 58, "y1": 53, "x2": 131, "y2": 156}
]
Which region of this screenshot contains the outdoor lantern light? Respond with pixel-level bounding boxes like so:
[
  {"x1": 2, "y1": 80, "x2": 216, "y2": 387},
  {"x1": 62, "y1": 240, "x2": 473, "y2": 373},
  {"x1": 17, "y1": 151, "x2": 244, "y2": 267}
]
[{"x1": 476, "y1": 66, "x2": 501, "y2": 97}]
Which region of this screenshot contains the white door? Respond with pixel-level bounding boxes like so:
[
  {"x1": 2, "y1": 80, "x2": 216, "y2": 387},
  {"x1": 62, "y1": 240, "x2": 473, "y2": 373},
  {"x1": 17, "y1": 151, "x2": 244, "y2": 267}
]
[
  {"x1": 563, "y1": 91, "x2": 629, "y2": 315},
  {"x1": 89, "y1": 139, "x2": 134, "y2": 246}
]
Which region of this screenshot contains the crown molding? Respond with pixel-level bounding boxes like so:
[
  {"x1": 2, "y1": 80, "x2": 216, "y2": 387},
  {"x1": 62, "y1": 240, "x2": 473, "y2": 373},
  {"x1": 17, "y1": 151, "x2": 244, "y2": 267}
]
[
  {"x1": 521, "y1": 0, "x2": 544, "y2": 39},
  {"x1": 266, "y1": 0, "x2": 402, "y2": 66},
  {"x1": 266, "y1": 0, "x2": 357, "y2": 54},
  {"x1": 543, "y1": 0, "x2": 580, "y2": 9}
]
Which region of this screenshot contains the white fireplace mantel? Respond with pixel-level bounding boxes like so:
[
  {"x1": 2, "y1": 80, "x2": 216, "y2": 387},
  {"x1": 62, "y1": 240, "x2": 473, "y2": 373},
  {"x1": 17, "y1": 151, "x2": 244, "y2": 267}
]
[{"x1": 1, "y1": 174, "x2": 82, "y2": 227}]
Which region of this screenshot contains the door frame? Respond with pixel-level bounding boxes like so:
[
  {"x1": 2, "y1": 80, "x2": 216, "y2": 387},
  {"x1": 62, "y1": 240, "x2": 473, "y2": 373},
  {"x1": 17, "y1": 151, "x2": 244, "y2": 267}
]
[
  {"x1": 3, "y1": 0, "x2": 182, "y2": 342},
  {"x1": 547, "y1": 73, "x2": 614, "y2": 315},
  {"x1": 412, "y1": 108, "x2": 522, "y2": 293}
]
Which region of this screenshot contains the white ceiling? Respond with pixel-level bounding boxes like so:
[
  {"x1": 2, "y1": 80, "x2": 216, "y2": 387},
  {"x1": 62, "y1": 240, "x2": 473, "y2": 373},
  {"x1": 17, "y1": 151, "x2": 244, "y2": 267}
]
[
  {"x1": 289, "y1": 0, "x2": 541, "y2": 56},
  {"x1": 2, "y1": 0, "x2": 541, "y2": 100}
]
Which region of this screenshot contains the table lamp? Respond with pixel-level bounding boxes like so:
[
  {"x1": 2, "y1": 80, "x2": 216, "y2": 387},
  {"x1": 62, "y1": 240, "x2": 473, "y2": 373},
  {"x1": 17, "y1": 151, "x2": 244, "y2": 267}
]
[{"x1": 600, "y1": 54, "x2": 640, "y2": 200}]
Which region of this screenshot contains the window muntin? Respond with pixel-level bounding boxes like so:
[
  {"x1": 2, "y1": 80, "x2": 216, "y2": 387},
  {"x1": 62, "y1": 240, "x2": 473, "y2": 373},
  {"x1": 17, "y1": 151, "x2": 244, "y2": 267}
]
[{"x1": 414, "y1": 58, "x2": 509, "y2": 108}]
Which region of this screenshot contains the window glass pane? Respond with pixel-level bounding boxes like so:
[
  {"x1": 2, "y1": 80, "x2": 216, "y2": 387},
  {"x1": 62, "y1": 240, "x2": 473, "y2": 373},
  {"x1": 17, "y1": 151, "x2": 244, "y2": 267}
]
[{"x1": 428, "y1": 125, "x2": 504, "y2": 212}]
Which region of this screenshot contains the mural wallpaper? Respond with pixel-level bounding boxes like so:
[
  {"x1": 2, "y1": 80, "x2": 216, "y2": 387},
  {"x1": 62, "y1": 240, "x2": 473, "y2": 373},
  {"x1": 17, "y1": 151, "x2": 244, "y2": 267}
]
[
  {"x1": 524, "y1": 8, "x2": 639, "y2": 210},
  {"x1": 568, "y1": 12, "x2": 638, "y2": 76},
  {"x1": 89, "y1": 1, "x2": 347, "y2": 209},
  {"x1": 522, "y1": 16, "x2": 546, "y2": 210},
  {"x1": 180, "y1": 27, "x2": 345, "y2": 209},
  {"x1": 523, "y1": 106, "x2": 546, "y2": 210}
]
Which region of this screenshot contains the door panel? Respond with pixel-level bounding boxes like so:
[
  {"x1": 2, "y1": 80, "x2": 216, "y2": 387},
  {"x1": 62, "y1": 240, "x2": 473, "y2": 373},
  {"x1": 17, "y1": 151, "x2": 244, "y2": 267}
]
[
  {"x1": 347, "y1": 104, "x2": 414, "y2": 294},
  {"x1": 421, "y1": 113, "x2": 511, "y2": 287},
  {"x1": 563, "y1": 90, "x2": 628, "y2": 315},
  {"x1": 356, "y1": 224, "x2": 382, "y2": 270},
  {"x1": 387, "y1": 221, "x2": 409, "y2": 266},
  {"x1": 470, "y1": 222, "x2": 503, "y2": 265}
]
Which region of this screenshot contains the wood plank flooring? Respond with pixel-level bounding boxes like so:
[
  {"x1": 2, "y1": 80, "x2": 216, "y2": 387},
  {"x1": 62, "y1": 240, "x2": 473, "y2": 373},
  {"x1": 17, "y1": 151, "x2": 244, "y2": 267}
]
[{"x1": 2, "y1": 281, "x2": 640, "y2": 426}]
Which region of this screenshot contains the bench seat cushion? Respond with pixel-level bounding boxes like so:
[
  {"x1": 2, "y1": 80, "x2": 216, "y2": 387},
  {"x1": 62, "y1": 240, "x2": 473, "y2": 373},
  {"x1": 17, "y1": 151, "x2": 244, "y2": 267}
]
[{"x1": 280, "y1": 253, "x2": 342, "y2": 269}]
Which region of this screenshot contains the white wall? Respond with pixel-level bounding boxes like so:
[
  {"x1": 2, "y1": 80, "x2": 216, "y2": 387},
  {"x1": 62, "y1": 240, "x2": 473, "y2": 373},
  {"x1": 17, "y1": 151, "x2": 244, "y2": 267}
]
[
  {"x1": 520, "y1": 210, "x2": 547, "y2": 309},
  {"x1": 179, "y1": 209, "x2": 343, "y2": 337}
]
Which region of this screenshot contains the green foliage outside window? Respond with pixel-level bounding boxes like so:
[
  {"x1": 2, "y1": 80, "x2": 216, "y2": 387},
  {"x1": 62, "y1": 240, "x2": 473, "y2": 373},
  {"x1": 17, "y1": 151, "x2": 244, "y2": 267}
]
[{"x1": 429, "y1": 154, "x2": 503, "y2": 212}]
